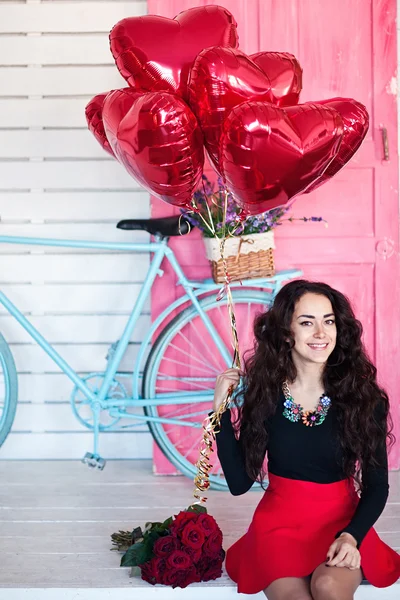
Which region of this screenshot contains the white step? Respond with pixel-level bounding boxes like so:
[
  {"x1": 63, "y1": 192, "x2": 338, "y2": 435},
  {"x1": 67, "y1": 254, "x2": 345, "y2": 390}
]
[
  {"x1": 0, "y1": 580, "x2": 399, "y2": 600},
  {"x1": 0, "y1": 461, "x2": 398, "y2": 600}
]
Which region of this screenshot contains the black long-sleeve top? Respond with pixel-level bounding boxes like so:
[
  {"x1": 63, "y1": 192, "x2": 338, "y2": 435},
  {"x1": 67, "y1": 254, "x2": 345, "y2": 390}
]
[{"x1": 209, "y1": 391, "x2": 389, "y2": 547}]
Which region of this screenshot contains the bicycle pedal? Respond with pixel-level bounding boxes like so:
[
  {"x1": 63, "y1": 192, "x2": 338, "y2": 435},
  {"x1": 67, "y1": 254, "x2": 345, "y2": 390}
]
[{"x1": 81, "y1": 452, "x2": 106, "y2": 470}]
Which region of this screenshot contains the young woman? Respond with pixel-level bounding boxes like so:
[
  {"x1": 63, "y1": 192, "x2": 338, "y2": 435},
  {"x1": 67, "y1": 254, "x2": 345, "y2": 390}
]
[{"x1": 211, "y1": 280, "x2": 400, "y2": 600}]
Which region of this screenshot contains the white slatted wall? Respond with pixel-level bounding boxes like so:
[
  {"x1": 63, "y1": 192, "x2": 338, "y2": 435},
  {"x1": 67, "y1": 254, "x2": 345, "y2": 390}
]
[{"x1": 0, "y1": 0, "x2": 154, "y2": 460}]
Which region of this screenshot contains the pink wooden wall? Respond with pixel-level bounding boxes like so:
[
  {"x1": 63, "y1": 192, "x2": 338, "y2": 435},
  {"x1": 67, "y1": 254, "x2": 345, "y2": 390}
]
[{"x1": 148, "y1": 0, "x2": 400, "y2": 471}]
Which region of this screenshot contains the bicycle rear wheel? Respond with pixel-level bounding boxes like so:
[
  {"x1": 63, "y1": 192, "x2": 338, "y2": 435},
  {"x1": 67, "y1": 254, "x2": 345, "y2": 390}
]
[
  {"x1": 0, "y1": 333, "x2": 18, "y2": 447},
  {"x1": 142, "y1": 290, "x2": 272, "y2": 490}
]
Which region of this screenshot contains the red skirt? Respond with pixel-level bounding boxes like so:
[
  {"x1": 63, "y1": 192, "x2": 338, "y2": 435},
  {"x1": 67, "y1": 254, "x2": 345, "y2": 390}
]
[{"x1": 225, "y1": 473, "x2": 400, "y2": 594}]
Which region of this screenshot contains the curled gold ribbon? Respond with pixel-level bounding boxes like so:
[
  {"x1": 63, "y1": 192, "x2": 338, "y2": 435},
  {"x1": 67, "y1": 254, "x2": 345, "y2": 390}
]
[{"x1": 193, "y1": 189, "x2": 242, "y2": 504}]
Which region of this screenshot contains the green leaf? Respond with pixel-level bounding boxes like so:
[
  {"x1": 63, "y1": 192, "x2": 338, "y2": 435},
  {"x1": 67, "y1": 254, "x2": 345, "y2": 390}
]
[
  {"x1": 186, "y1": 504, "x2": 207, "y2": 514},
  {"x1": 146, "y1": 530, "x2": 161, "y2": 545},
  {"x1": 162, "y1": 516, "x2": 173, "y2": 529},
  {"x1": 151, "y1": 525, "x2": 167, "y2": 536},
  {"x1": 144, "y1": 521, "x2": 163, "y2": 532},
  {"x1": 120, "y1": 538, "x2": 154, "y2": 568},
  {"x1": 121, "y1": 543, "x2": 143, "y2": 567}
]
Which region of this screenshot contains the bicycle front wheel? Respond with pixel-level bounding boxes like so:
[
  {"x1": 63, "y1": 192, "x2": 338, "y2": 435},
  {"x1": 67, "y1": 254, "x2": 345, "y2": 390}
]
[
  {"x1": 0, "y1": 333, "x2": 18, "y2": 447},
  {"x1": 142, "y1": 289, "x2": 272, "y2": 490}
]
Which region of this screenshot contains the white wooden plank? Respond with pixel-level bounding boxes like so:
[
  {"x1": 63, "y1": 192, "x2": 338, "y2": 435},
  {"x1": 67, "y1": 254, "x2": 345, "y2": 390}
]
[
  {"x1": 0, "y1": 457, "x2": 158, "y2": 483},
  {"x1": 0, "y1": 536, "x2": 122, "y2": 554},
  {"x1": 6, "y1": 373, "x2": 71, "y2": 403},
  {"x1": 0, "y1": 431, "x2": 152, "y2": 459},
  {"x1": 8, "y1": 341, "x2": 147, "y2": 373},
  {"x1": 0, "y1": 314, "x2": 150, "y2": 343},
  {"x1": 0, "y1": 570, "x2": 135, "y2": 590},
  {"x1": 13, "y1": 403, "x2": 146, "y2": 432},
  {"x1": 0, "y1": 35, "x2": 113, "y2": 66},
  {"x1": 3, "y1": 373, "x2": 138, "y2": 403},
  {"x1": 0, "y1": 254, "x2": 150, "y2": 282},
  {"x1": 0, "y1": 160, "x2": 143, "y2": 189},
  {"x1": 2, "y1": 507, "x2": 395, "y2": 528},
  {"x1": 0, "y1": 130, "x2": 111, "y2": 159},
  {"x1": 0, "y1": 99, "x2": 90, "y2": 127},
  {"x1": 1, "y1": 511, "x2": 399, "y2": 545},
  {"x1": 0, "y1": 192, "x2": 150, "y2": 221},
  {"x1": 0, "y1": 223, "x2": 152, "y2": 247},
  {"x1": 0, "y1": 284, "x2": 148, "y2": 314},
  {"x1": 1, "y1": 66, "x2": 127, "y2": 96},
  {"x1": 0, "y1": 506, "x2": 230, "y2": 524},
  {"x1": 0, "y1": 553, "x2": 122, "y2": 569},
  {"x1": 0, "y1": 491, "x2": 197, "y2": 511},
  {"x1": 0, "y1": 2, "x2": 147, "y2": 34}
]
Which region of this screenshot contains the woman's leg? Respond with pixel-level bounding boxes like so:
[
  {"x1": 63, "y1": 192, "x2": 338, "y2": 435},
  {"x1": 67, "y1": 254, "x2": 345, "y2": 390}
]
[
  {"x1": 263, "y1": 576, "x2": 313, "y2": 600},
  {"x1": 310, "y1": 563, "x2": 363, "y2": 600}
]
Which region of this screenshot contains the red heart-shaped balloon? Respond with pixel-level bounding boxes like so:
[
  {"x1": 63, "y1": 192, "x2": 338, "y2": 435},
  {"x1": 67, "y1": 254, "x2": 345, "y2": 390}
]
[
  {"x1": 85, "y1": 93, "x2": 116, "y2": 157},
  {"x1": 188, "y1": 47, "x2": 273, "y2": 171},
  {"x1": 220, "y1": 102, "x2": 344, "y2": 215},
  {"x1": 305, "y1": 98, "x2": 369, "y2": 193},
  {"x1": 102, "y1": 88, "x2": 142, "y2": 161},
  {"x1": 250, "y1": 52, "x2": 303, "y2": 107},
  {"x1": 109, "y1": 5, "x2": 238, "y2": 98},
  {"x1": 107, "y1": 92, "x2": 204, "y2": 207}
]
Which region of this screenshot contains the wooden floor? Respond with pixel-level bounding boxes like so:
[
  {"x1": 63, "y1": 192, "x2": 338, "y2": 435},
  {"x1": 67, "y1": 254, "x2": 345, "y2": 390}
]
[{"x1": 0, "y1": 460, "x2": 399, "y2": 599}]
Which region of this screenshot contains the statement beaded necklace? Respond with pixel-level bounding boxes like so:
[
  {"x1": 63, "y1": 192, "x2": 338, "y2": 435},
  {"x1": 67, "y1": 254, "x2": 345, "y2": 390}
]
[{"x1": 282, "y1": 381, "x2": 331, "y2": 427}]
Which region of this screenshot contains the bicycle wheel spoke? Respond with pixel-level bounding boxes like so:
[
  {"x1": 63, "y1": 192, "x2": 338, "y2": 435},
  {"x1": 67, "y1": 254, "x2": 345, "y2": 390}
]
[
  {"x1": 160, "y1": 348, "x2": 221, "y2": 377},
  {"x1": 158, "y1": 403, "x2": 212, "y2": 422},
  {"x1": 183, "y1": 320, "x2": 227, "y2": 372},
  {"x1": 175, "y1": 328, "x2": 224, "y2": 373},
  {"x1": 155, "y1": 377, "x2": 215, "y2": 394}
]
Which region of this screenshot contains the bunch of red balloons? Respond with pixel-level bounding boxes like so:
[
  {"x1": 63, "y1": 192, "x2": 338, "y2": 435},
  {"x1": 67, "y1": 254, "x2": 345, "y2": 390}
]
[{"x1": 85, "y1": 5, "x2": 369, "y2": 216}]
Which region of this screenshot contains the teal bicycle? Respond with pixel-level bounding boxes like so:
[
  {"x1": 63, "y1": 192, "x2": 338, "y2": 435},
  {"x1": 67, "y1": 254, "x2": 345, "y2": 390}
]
[{"x1": 0, "y1": 215, "x2": 301, "y2": 490}]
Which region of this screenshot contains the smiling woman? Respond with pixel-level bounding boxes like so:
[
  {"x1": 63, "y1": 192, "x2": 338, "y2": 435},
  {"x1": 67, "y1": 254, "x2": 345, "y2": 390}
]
[
  {"x1": 210, "y1": 279, "x2": 400, "y2": 598},
  {"x1": 285, "y1": 293, "x2": 338, "y2": 412}
]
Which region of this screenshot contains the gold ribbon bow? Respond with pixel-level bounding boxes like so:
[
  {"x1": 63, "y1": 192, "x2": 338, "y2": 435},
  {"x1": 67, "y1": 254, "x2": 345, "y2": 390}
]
[{"x1": 234, "y1": 236, "x2": 254, "y2": 263}]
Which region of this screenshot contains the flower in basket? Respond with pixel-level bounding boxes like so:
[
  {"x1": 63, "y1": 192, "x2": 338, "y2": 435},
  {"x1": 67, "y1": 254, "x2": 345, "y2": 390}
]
[
  {"x1": 182, "y1": 175, "x2": 291, "y2": 239},
  {"x1": 111, "y1": 503, "x2": 225, "y2": 589},
  {"x1": 181, "y1": 175, "x2": 326, "y2": 283}
]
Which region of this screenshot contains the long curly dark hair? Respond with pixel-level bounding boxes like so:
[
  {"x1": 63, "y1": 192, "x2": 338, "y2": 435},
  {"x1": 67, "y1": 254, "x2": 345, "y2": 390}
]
[{"x1": 231, "y1": 279, "x2": 395, "y2": 491}]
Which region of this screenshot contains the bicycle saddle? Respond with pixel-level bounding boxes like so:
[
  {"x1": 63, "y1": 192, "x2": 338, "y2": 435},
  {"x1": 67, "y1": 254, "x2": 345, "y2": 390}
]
[{"x1": 116, "y1": 215, "x2": 191, "y2": 237}]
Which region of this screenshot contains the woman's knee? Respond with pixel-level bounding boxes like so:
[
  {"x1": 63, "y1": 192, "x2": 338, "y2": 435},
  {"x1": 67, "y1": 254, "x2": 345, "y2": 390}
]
[
  {"x1": 264, "y1": 590, "x2": 311, "y2": 600},
  {"x1": 311, "y1": 572, "x2": 353, "y2": 600},
  {"x1": 263, "y1": 576, "x2": 312, "y2": 600}
]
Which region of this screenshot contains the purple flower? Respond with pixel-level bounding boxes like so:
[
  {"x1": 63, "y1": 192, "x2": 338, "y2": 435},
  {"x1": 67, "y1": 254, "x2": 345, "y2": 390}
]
[{"x1": 187, "y1": 176, "x2": 325, "y2": 238}]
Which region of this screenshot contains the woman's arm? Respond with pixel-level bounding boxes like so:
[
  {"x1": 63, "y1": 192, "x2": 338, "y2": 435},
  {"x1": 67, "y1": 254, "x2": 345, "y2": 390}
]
[
  {"x1": 334, "y1": 406, "x2": 389, "y2": 548},
  {"x1": 208, "y1": 409, "x2": 266, "y2": 495}
]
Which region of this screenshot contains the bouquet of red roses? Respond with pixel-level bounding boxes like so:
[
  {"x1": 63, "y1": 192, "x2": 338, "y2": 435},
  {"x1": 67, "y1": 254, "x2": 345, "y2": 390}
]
[{"x1": 111, "y1": 504, "x2": 225, "y2": 589}]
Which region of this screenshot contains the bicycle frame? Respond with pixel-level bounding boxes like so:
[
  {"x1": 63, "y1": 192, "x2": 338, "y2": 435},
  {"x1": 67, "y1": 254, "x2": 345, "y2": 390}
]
[{"x1": 0, "y1": 234, "x2": 301, "y2": 433}]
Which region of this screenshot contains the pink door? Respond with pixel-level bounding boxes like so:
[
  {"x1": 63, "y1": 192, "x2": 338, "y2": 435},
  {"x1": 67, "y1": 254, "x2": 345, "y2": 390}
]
[{"x1": 148, "y1": 0, "x2": 400, "y2": 471}]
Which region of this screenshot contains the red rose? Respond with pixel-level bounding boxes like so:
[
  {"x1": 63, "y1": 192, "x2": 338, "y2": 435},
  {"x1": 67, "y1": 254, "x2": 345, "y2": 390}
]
[
  {"x1": 202, "y1": 529, "x2": 223, "y2": 557},
  {"x1": 141, "y1": 557, "x2": 166, "y2": 585},
  {"x1": 170, "y1": 511, "x2": 198, "y2": 537},
  {"x1": 196, "y1": 513, "x2": 219, "y2": 535},
  {"x1": 202, "y1": 558, "x2": 224, "y2": 581},
  {"x1": 166, "y1": 549, "x2": 193, "y2": 571},
  {"x1": 162, "y1": 566, "x2": 201, "y2": 588},
  {"x1": 183, "y1": 545, "x2": 203, "y2": 564},
  {"x1": 153, "y1": 535, "x2": 180, "y2": 557},
  {"x1": 181, "y1": 521, "x2": 205, "y2": 549}
]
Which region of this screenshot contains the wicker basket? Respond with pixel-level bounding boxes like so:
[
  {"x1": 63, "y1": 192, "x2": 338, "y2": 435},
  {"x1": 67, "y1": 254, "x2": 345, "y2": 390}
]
[{"x1": 203, "y1": 231, "x2": 275, "y2": 283}]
